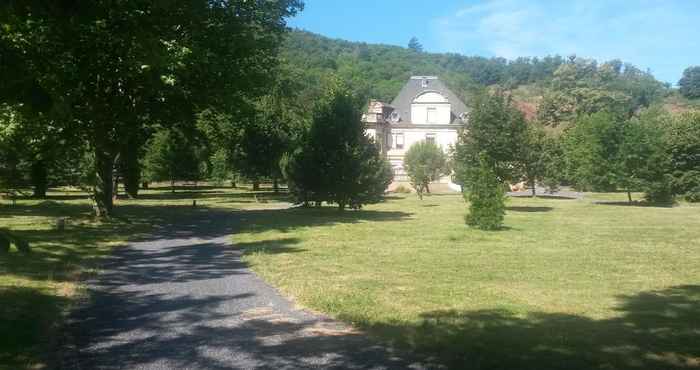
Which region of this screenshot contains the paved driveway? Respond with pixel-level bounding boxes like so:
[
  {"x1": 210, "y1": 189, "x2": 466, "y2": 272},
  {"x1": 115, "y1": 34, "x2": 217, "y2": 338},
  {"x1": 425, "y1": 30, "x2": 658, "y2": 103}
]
[{"x1": 63, "y1": 207, "x2": 434, "y2": 370}]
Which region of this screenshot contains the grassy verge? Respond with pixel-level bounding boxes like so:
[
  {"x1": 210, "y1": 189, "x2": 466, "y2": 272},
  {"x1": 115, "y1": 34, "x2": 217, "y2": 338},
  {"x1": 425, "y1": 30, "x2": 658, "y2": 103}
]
[
  {"x1": 236, "y1": 192, "x2": 700, "y2": 369},
  {"x1": 0, "y1": 185, "x2": 288, "y2": 370}
]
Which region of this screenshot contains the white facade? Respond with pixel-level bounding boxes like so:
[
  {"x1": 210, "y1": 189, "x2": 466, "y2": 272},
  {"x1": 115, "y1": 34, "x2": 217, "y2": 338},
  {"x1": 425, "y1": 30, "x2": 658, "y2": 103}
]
[
  {"x1": 410, "y1": 92, "x2": 451, "y2": 125},
  {"x1": 362, "y1": 76, "x2": 468, "y2": 190}
]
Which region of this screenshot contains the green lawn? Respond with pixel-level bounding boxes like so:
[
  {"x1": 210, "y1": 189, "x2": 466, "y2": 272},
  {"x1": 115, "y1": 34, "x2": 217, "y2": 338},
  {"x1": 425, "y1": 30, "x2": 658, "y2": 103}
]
[
  {"x1": 0, "y1": 185, "x2": 288, "y2": 370},
  {"x1": 236, "y1": 193, "x2": 700, "y2": 369}
]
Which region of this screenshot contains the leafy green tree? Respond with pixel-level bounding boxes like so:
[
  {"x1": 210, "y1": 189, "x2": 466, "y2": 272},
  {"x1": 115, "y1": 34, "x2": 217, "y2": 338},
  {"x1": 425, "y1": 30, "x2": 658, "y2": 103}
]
[
  {"x1": 284, "y1": 81, "x2": 393, "y2": 210},
  {"x1": 142, "y1": 128, "x2": 205, "y2": 192},
  {"x1": 408, "y1": 37, "x2": 423, "y2": 53},
  {"x1": 403, "y1": 141, "x2": 450, "y2": 199},
  {"x1": 0, "y1": 1, "x2": 302, "y2": 217},
  {"x1": 232, "y1": 72, "x2": 305, "y2": 192},
  {"x1": 563, "y1": 110, "x2": 673, "y2": 203},
  {"x1": 664, "y1": 112, "x2": 700, "y2": 201},
  {"x1": 617, "y1": 115, "x2": 671, "y2": 203},
  {"x1": 538, "y1": 58, "x2": 665, "y2": 126},
  {"x1": 540, "y1": 135, "x2": 566, "y2": 193},
  {"x1": 209, "y1": 148, "x2": 232, "y2": 186},
  {"x1": 520, "y1": 124, "x2": 562, "y2": 197},
  {"x1": 465, "y1": 158, "x2": 506, "y2": 230},
  {"x1": 679, "y1": 66, "x2": 700, "y2": 99},
  {"x1": 454, "y1": 91, "x2": 528, "y2": 188},
  {"x1": 563, "y1": 112, "x2": 623, "y2": 192}
]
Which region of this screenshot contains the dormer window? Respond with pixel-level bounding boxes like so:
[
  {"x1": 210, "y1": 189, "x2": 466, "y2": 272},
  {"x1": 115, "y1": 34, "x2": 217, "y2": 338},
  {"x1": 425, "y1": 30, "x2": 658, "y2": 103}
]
[
  {"x1": 389, "y1": 111, "x2": 401, "y2": 123},
  {"x1": 421, "y1": 78, "x2": 428, "y2": 88},
  {"x1": 459, "y1": 112, "x2": 469, "y2": 123}
]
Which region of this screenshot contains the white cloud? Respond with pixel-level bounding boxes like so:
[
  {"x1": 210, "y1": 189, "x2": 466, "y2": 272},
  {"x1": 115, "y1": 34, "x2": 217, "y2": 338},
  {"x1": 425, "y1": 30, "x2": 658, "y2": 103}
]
[{"x1": 432, "y1": 0, "x2": 699, "y2": 81}]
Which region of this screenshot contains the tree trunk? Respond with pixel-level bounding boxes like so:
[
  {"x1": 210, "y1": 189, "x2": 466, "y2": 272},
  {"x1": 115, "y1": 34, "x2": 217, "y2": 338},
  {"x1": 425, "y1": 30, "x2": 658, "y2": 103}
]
[
  {"x1": 122, "y1": 145, "x2": 140, "y2": 199},
  {"x1": 141, "y1": 182, "x2": 149, "y2": 189},
  {"x1": 93, "y1": 148, "x2": 115, "y2": 218},
  {"x1": 425, "y1": 182, "x2": 431, "y2": 194},
  {"x1": 113, "y1": 174, "x2": 120, "y2": 199},
  {"x1": 627, "y1": 190, "x2": 632, "y2": 204},
  {"x1": 231, "y1": 180, "x2": 236, "y2": 188},
  {"x1": 252, "y1": 180, "x2": 260, "y2": 191},
  {"x1": 171, "y1": 178, "x2": 175, "y2": 193},
  {"x1": 531, "y1": 181, "x2": 537, "y2": 198},
  {"x1": 338, "y1": 200, "x2": 346, "y2": 211},
  {"x1": 30, "y1": 159, "x2": 48, "y2": 198},
  {"x1": 273, "y1": 178, "x2": 279, "y2": 193}
]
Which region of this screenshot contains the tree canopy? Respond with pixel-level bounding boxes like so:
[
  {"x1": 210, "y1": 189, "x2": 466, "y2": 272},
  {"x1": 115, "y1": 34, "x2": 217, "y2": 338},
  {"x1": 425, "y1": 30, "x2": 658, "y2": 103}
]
[
  {"x1": 284, "y1": 80, "x2": 392, "y2": 210},
  {"x1": 679, "y1": 66, "x2": 700, "y2": 99},
  {"x1": 0, "y1": 0, "x2": 303, "y2": 216},
  {"x1": 403, "y1": 141, "x2": 450, "y2": 199}
]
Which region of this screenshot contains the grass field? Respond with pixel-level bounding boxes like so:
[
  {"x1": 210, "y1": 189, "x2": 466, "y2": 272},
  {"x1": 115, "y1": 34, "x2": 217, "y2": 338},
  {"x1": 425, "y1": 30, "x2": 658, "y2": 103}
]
[
  {"x1": 0, "y1": 185, "x2": 287, "y2": 370},
  {"x1": 236, "y1": 192, "x2": 700, "y2": 369}
]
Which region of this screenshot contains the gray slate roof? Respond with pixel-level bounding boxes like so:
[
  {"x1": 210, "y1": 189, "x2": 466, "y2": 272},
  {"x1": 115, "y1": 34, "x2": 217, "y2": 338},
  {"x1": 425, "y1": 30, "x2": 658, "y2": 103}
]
[{"x1": 389, "y1": 76, "x2": 468, "y2": 125}]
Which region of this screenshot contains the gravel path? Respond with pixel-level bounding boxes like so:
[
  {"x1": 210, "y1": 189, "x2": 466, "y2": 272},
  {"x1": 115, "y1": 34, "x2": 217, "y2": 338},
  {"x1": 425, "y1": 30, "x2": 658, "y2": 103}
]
[{"x1": 64, "y1": 207, "x2": 433, "y2": 370}]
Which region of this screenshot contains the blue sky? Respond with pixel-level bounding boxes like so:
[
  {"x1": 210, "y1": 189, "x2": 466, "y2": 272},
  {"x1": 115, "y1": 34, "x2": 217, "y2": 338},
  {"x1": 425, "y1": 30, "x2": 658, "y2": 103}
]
[{"x1": 288, "y1": 0, "x2": 700, "y2": 84}]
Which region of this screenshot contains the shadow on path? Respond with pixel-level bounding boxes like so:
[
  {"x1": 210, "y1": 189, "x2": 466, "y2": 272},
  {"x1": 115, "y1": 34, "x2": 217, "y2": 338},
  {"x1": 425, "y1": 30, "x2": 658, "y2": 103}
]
[{"x1": 63, "y1": 207, "x2": 431, "y2": 370}]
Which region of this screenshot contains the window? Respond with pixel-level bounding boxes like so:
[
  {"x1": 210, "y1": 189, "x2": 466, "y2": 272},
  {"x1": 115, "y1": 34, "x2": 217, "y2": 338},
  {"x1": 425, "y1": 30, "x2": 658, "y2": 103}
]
[
  {"x1": 421, "y1": 78, "x2": 428, "y2": 88},
  {"x1": 389, "y1": 111, "x2": 400, "y2": 123},
  {"x1": 393, "y1": 133, "x2": 404, "y2": 149},
  {"x1": 426, "y1": 107, "x2": 437, "y2": 123},
  {"x1": 426, "y1": 133, "x2": 436, "y2": 145}
]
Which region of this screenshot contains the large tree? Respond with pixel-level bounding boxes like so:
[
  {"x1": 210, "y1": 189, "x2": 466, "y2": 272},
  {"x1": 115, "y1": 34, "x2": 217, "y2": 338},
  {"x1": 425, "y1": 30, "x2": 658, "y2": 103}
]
[
  {"x1": 142, "y1": 127, "x2": 207, "y2": 192},
  {"x1": 664, "y1": 111, "x2": 700, "y2": 202},
  {"x1": 520, "y1": 124, "x2": 563, "y2": 197},
  {"x1": 0, "y1": 1, "x2": 302, "y2": 216},
  {"x1": 563, "y1": 112, "x2": 624, "y2": 192},
  {"x1": 284, "y1": 80, "x2": 392, "y2": 210},
  {"x1": 679, "y1": 66, "x2": 700, "y2": 99},
  {"x1": 231, "y1": 71, "x2": 306, "y2": 191},
  {"x1": 563, "y1": 110, "x2": 672, "y2": 203},
  {"x1": 453, "y1": 91, "x2": 528, "y2": 189}
]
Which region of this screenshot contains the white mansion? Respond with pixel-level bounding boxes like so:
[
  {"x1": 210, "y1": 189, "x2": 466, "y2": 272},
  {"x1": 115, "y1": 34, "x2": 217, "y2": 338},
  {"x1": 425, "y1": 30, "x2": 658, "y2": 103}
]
[{"x1": 363, "y1": 76, "x2": 468, "y2": 190}]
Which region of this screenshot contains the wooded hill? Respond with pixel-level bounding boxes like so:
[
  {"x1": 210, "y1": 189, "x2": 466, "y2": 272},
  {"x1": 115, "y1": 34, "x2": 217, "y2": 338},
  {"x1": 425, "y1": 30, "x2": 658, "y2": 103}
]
[{"x1": 281, "y1": 30, "x2": 695, "y2": 125}]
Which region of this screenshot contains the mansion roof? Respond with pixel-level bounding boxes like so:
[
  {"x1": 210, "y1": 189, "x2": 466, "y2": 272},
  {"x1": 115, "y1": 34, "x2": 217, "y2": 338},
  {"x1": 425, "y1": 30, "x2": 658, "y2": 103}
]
[{"x1": 389, "y1": 76, "x2": 468, "y2": 125}]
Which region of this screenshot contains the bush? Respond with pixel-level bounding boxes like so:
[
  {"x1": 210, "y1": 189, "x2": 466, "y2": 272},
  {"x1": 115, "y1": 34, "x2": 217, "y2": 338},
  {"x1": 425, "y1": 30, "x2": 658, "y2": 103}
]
[
  {"x1": 644, "y1": 177, "x2": 675, "y2": 205},
  {"x1": 685, "y1": 186, "x2": 700, "y2": 202},
  {"x1": 403, "y1": 141, "x2": 449, "y2": 199},
  {"x1": 465, "y1": 160, "x2": 506, "y2": 230}
]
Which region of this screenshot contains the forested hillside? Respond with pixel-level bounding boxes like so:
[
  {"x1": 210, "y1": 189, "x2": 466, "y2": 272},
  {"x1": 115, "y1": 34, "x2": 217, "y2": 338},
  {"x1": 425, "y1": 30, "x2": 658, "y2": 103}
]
[{"x1": 281, "y1": 30, "x2": 677, "y2": 126}]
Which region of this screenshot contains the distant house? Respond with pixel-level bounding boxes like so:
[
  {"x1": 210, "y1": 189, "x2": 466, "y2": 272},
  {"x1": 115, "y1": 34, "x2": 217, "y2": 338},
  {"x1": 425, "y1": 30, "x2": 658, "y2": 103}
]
[{"x1": 363, "y1": 76, "x2": 468, "y2": 190}]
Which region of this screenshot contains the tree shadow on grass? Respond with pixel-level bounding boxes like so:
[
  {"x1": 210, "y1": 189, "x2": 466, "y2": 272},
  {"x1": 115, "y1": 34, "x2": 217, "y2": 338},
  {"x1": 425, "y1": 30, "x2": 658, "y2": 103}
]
[
  {"x1": 363, "y1": 285, "x2": 700, "y2": 370},
  {"x1": 0, "y1": 286, "x2": 70, "y2": 370},
  {"x1": 0, "y1": 200, "x2": 92, "y2": 219},
  {"x1": 132, "y1": 189, "x2": 292, "y2": 203},
  {"x1": 0, "y1": 200, "x2": 411, "y2": 285},
  {"x1": 594, "y1": 201, "x2": 675, "y2": 208},
  {"x1": 233, "y1": 207, "x2": 412, "y2": 235},
  {"x1": 506, "y1": 206, "x2": 554, "y2": 212}
]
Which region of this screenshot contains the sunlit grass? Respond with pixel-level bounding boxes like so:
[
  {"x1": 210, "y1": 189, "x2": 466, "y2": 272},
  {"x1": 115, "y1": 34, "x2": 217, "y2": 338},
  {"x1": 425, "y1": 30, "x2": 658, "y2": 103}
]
[{"x1": 237, "y1": 192, "x2": 700, "y2": 369}]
